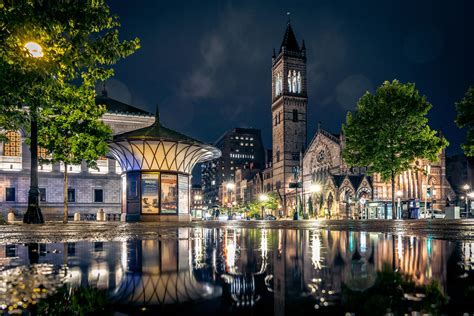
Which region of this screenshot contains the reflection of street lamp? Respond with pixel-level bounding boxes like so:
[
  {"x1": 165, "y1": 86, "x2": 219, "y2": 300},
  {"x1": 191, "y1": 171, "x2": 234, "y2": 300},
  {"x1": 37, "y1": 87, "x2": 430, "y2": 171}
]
[
  {"x1": 396, "y1": 190, "x2": 403, "y2": 219},
  {"x1": 463, "y1": 184, "x2": 471, "y2": 217},
  {"x1": 23, "y1": 41, "x2": 45, "y2": 224}
]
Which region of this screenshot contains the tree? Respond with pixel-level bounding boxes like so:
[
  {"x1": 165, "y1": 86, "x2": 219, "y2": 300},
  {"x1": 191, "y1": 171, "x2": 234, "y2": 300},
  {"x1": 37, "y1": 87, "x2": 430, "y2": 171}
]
[
  {"x1": 38, "y1": 85, "x2": 112, "y2": 223},
  {"x1": 307, "y1": 196, "x2": 314, "y2": 217},
  {"x1": 455, "y1": 85, "x2": 474, "y2": 156},
  {"x1": 342, "y1": 80, "x2": 448, "y2": 219},
  {"x1": 0, "y1": 1, "x2": 139, "y2": 223}
]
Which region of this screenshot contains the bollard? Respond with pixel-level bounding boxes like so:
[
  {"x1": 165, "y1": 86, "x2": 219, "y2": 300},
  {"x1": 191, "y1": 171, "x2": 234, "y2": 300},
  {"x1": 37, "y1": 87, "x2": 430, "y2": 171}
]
[
  {"x1": 7, "y1": 211, "x2": 15, "y2": 223},
  {"x1": 74, "y1": 213, "x2": 81, "y2": 221},
  {"x1": 96, "y1": 208, "x2": 105, "y2": 221},
  {"x1": 120, "y1": 213, "x2": 127, "y2": 222}
]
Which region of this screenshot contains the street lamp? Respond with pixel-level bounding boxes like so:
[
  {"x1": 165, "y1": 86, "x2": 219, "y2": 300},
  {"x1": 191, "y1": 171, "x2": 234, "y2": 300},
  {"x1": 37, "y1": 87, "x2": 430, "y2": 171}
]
[
  {"x1": 463, "y1": 184, "x2": 471, "y2": 217},
  {"x1": 468, "y1": 191, "x2": 474, "y2": 217},
  {"x1": 23, "y1": 41, "x2": 45, "y2": 224},
  {"x1": 310, "y1": 183, "x2": 322, "y2": 193},
  {"x1": 396, "y1": 190, "x2": 403, "y2": 219},
  {"x1": 259, "y1": 194, "x2": 268, "y2": 219},
  {"x1": 24, "y1": 42, "x2": 44, "y2": 58}
]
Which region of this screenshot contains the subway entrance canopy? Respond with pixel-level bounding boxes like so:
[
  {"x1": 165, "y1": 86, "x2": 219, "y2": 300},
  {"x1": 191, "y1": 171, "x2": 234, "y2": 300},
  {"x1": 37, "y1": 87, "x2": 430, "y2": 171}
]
[{"x1": 108, "y1": 109, "x2": 221, "y2": 222}]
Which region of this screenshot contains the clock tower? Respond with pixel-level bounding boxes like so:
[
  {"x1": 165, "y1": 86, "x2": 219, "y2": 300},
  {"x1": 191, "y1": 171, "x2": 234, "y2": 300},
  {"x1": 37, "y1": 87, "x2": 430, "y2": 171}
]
[{"x1": 271, "y1": 20, "x2": 307, "y2": 215}]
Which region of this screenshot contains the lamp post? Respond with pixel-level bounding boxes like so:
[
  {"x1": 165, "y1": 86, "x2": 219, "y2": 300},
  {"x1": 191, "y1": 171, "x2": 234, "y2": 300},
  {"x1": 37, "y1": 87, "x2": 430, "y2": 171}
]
[
  {"x1": 309, "y1": 183, "x2": 321, "y2": 218},
  {"x1": 463, "y1": 184, "x2": 470, "y2": 217},
  {"x1": 23, "y1": 41, "x2": 45, "y2": 224},
  {"x1": 467, "y1": 190, "x2": 474, "y2": 218},
  {"x1": 424, "y1": 165, "x2": 431, "y2": 220},
  {"x1": 259, "y1": 194, "x2": 269, "y2": 219},
  {"x1": 396, "y1": 190, "x2": 403, "y2": 219}
]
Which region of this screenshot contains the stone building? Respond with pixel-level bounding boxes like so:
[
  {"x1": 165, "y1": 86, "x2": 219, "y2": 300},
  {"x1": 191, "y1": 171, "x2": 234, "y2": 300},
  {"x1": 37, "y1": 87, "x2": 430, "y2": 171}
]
[
  {"x1": 265, "y1": 20, "x2": 454, "y2": 218},
  {"x1": 0, "y1": 91, "x2": 154, "y2": 219},
  {"x1": 270, "y1": 21, "x2": 308, "y2": 214}
]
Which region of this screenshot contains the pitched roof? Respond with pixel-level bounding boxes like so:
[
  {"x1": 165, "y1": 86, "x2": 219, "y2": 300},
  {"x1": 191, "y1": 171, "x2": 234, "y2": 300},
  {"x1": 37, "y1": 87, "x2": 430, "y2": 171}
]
[
  {"x1": 279, "y1": 22, "x2": 300, "y2": 53},
  {"x1": 112, "y1": 109, "x2": 206, "y2": 145},
  {"x1": 95, "y1": 95, "x2": 152, "y2": 116}
]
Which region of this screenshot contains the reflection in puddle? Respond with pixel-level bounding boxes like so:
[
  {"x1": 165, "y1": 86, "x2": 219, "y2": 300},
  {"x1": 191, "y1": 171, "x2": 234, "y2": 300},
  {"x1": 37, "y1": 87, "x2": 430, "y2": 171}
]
[{"x1": 0, "y1": 228, "x2": 473, "y2": 314}]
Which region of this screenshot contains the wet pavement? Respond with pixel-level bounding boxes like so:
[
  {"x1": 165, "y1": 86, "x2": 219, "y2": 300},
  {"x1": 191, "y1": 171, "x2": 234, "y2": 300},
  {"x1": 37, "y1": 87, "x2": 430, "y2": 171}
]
[
  {"x1": 1, "y1": 220, "x2": 474, "y2": 315},
  {"x1": 1, "y1": 219, "x2": 474, "y2": 244}
]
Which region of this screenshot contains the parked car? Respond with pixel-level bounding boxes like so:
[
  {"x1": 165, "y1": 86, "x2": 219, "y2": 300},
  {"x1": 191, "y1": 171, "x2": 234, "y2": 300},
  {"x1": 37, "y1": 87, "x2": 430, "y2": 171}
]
[
  {"x1": 431, "y1": 209, "x2": 446, "y2": 219},
  {"x1": 264, "y1": 214, "x2": 277, "y2": 220}
]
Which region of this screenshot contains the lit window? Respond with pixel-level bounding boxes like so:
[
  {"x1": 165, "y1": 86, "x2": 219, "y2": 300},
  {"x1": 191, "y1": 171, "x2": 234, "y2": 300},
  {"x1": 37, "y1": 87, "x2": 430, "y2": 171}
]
[
  {"x1": 3, "y1": 131, "x2": 21, "y2": 157},
  {"x1": 240, "y1": 143, "x2": 243, "y2": 146},
  {"x1": 250, "y1": 138, "x2": 253, "y2": 141},
  {"x1": 251, "y1": 143, "x2": 254, "y2": 146}
]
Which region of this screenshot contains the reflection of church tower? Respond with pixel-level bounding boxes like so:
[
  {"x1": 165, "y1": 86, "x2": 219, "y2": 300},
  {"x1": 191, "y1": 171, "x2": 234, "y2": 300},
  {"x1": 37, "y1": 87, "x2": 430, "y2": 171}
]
[{"x1": 271, "y1": 19, "x2": 308, "y2": 214}]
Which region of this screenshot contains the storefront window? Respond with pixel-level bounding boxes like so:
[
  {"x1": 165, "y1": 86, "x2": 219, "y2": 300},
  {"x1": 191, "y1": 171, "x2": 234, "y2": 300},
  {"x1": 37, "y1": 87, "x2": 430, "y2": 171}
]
[
  {"x1": 178, "y1": 175, "x2": 189, "y2": 214},
  {"x1": 161, "y1": 174, "x2": 177, "y2": 214},
  {"x1": 141, "y1": 173, "x2": 159, "y2": 214}
]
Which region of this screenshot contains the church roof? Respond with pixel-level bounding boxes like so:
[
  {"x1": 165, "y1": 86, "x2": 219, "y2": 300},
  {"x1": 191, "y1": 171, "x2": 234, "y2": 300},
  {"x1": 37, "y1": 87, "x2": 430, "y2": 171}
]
[
  {"x1": 279, "y1": 22, "x2": 300, "y2": 53},
  {"x1": 96, "y1": 95, "x2": 153, "y2": 116}
]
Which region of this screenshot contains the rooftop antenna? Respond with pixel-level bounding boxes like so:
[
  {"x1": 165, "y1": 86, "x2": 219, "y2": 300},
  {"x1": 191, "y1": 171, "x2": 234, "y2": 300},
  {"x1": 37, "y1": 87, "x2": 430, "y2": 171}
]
[{"x1": 286, "y1": 11, "x2": 291, "y2": 23}]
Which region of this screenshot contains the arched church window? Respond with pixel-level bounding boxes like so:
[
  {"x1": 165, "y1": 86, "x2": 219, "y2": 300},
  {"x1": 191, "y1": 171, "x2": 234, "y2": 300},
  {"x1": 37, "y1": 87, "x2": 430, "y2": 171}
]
[
  {"x1": 297, "y1": 71, "x2": 302, "y2": 93},
  {"x1": 291, "y1": 70, "x2": 297, "y2": 93},
  {"x1": 287, "y1": 70, "x2": 292, "y2": 93},
  {"x1": 3, "y1": 131, "x2": 21, "y2": 157},
  {"x1": 276, "y1": 146, "x2": 280, "y2": 162},
  {"x1": 275, "y1": 72, "x2": 282, "y2": 96}
]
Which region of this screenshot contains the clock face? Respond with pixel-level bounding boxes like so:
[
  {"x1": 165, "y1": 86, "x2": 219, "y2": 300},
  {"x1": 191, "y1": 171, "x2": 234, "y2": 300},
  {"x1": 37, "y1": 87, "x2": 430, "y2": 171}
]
[{"x1": 317, "y1": 150, "x2": 325, "y2": 162}]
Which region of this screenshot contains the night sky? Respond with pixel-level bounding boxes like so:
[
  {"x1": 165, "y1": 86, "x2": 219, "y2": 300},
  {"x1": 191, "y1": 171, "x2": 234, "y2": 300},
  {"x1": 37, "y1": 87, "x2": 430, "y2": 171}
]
[{"x1": 102, "y1": 0, "x2": 473, "y2": 177}]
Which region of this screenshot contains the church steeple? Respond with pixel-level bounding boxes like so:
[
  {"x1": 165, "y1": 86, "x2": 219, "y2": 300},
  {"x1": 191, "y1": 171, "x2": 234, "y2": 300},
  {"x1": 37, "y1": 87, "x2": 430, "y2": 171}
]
[{"x1": 279, "y1": 21, "x2": 300, "y2": 53}]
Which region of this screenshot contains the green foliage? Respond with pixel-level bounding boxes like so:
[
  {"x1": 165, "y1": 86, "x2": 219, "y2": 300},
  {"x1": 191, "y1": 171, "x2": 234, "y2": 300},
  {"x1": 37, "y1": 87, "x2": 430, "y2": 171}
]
[
  {"x1": 343, "y1": 80, "x2": 448, "y2": 182},
  {"x1": 0, "y1": 0, "x2": 139, "y2": 142},
  {"x1": 38, "y1": 89, "x2": 112, "y2": 168},
  {"x1": 37, "y1": 285, "x2": 111, "y2": 316},
  {"x1": 342, "y1": 264, "x2": 447, "y2": 315},
  {"x1": 0, "y1": 214, "x2": 7, "y2": 225},
  {"x1": 455, "y1": 85, "x2": 474, "y2": 156}
]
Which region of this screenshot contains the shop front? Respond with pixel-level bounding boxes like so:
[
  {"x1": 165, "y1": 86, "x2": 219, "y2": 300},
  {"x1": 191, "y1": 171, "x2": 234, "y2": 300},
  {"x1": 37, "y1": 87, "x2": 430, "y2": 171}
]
[{"x1": 365, "y1": 202, "x2": 393, "y2": 219}]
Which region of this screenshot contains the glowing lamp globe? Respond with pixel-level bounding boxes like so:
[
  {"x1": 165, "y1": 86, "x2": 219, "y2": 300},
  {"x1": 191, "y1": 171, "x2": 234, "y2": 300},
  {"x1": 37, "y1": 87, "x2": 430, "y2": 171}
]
[{"x1": 24, "y1": 42, "x2": 44, "y2": 58}]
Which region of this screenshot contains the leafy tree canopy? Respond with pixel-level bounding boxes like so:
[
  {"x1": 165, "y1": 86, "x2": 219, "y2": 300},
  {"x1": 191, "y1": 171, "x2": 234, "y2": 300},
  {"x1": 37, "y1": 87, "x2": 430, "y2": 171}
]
[
  {"x1": 342, "y1": 80, "x2": 448, "y2": 182},
  {"x1": 0, "y1": 0, "x2": 140, "y2": 138},
  {"x1": 455, "y1": 85, "x2": 474, "y2": 156}
]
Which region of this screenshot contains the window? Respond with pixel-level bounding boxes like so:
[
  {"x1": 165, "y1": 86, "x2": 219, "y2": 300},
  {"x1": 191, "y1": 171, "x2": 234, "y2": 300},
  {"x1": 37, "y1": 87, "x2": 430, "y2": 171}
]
[
  {"x1": 4, "y1": 131, "x2": 21, "y2": 156},
  {"x1": 67, "y1": 243, "x2": 76, "y2": 256},
  {"x1": 5, "y1": 187, "x2": 15, "y2": 202},
  {"x1": 6, "y1": 245, "x2": 16, "y2": 257},
  {"x1": 292, "y1": 153, "x2": 300, "y2": 161},
  {"x1": 39, "y1": 188, "x2": 46, "y2": 202},
  {"x1": 276, "y1": 148, "x2": 280, "y2": 162},
  {"x1": 94, "y1": 189, "x2": 104, "y2": 203},
  {"x1": 67, "y1": 188, "x2": 76, "y2": 203},
  {"x1": 278, "y1": 112, "x2": 281, "y2": 124},
  {"x1": 292, "y1": 109, "x2": 298, "y2": 122}
]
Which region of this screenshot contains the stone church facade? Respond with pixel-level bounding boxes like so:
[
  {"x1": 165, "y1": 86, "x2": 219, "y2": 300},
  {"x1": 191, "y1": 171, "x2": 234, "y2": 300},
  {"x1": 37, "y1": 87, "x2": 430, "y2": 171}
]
[{"x1": 268, "y1": 21, "x2": 454, "y2": 219}]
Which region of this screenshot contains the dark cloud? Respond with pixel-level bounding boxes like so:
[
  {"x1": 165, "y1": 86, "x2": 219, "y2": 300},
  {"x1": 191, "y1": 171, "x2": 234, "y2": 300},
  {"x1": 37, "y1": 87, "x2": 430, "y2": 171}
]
[{"x1": 107, "y1": 0, "x2": 473, "y2": 160}]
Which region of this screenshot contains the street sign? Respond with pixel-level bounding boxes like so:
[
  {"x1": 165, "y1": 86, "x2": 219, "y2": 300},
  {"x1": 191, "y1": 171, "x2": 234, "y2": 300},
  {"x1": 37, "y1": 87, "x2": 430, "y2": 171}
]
[{"x1": 289, "y1": 182, "x2": 302, "y2": 188}]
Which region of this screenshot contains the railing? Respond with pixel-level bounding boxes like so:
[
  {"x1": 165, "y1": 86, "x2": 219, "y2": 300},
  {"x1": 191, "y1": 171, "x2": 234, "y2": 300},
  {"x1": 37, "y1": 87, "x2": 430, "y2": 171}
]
[{"x1": 0, "y1": 156, "x2": 22, "y2": 171}]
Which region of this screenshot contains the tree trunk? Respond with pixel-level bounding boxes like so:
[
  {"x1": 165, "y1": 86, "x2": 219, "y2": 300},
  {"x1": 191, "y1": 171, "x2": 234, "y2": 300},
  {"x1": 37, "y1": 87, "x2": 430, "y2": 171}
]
[
  {"x1": 391, "y1": 170, "x2": 396, "y2": 220},
  {"x1": 63, "y1": 164, "x2": 68, "y2": 223}
]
